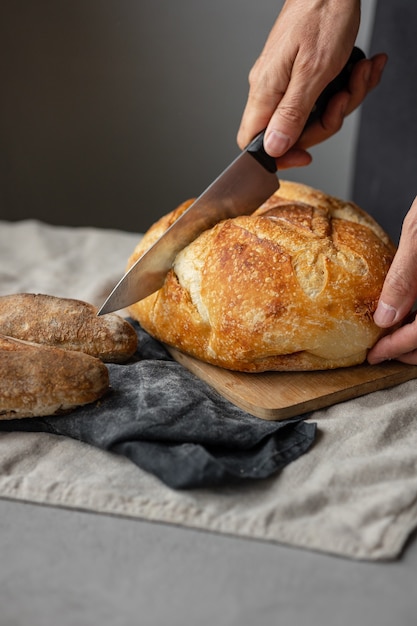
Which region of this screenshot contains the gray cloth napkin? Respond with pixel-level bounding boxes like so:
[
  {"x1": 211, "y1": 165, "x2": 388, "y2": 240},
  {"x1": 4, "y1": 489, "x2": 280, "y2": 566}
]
[{"x1": 0, "y1": 323, "x2": 316, "y2": 489}]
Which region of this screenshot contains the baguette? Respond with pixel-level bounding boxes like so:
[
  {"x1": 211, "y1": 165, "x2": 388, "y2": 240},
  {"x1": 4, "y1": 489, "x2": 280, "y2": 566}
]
[
  {"x1": 0, "y1": 294, "x2": 137, "y2": 363},
  {"x1": 0, "y1": 334, "x2": 109, "y2": 419}
]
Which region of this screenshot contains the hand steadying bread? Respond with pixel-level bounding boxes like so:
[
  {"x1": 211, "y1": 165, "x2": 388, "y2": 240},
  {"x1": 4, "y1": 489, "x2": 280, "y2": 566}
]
[
  {"x1": 0, "y1": 294, "x2": 138, "y2": 419},
  {"x1": 127, "y1": 181, "x2": 396, "y2": 372}
]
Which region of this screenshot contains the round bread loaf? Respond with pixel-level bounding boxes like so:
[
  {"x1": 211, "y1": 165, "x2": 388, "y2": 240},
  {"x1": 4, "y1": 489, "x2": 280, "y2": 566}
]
[{"x1": 127, "y1": 181, "x2": 396, "y2": 371}]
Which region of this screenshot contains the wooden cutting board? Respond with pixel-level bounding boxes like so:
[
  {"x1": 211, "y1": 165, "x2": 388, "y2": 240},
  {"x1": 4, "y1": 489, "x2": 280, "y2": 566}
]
[{"x1": 168, "y1": 347, "x2": 417, "y2": 420}]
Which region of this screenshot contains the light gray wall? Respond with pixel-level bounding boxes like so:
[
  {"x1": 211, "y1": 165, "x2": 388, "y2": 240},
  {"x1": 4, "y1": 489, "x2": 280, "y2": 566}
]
[
  {"x1": 0, "y1": 0, "x2": 375, "y2": 232},
  {"x1": 287, "y1": 0, "x2": 377, "y2": 198}
]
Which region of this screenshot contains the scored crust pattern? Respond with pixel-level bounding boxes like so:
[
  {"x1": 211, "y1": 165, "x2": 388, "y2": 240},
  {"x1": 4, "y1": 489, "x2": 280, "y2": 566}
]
[{"x1": 128, "y1": 181, "x2": 396, "y2": 372}]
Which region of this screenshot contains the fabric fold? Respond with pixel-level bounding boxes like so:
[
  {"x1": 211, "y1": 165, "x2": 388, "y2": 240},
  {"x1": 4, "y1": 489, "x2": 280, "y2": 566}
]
[{"x1": 0, "y1": 323, "x2": 316, "y2": 489}]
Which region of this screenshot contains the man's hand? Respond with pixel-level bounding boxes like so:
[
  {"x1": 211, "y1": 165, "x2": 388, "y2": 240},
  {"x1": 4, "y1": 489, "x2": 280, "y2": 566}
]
[
  {"x1": 274, "y1": 51, "x2": 387, "y2": 169},
  {"x1": 368, "y1": 196, "x2": 417, "y2": 365},
  {"x1": 237, "y1": 0, "x2": 385, "y2": 167}
]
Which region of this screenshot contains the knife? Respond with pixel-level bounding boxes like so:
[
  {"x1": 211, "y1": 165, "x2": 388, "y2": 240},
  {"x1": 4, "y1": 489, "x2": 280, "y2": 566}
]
[{"x1": 98, "y1": 47, "x2": 365, "y2": 315}]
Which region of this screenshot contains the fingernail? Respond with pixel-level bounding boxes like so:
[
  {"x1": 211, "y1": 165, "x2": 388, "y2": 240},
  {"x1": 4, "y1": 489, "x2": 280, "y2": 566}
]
[
  {"x1": 339, "y1": 97, "x2": 348, "y2": 118},
  {"x1": 377, "y1": 55, "x2": 388, "y2": 73},
  {"x1": 374, "y1": 301, "x2": 397, "y2": 327},
  {"x1": 264, "y1": 130, "x2": 291, "y2": 157},
  {"x1": 363, "y1": 65, "x2": 371, "y2": 84}
]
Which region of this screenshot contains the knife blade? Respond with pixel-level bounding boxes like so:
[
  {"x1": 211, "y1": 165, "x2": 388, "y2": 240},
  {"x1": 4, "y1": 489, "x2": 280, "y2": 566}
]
[
  {"x1": 98, "y1": 47, "x2": 365, "y2": 315},
  {"x1": 98, "y1": 138, "x2": 277, "y2": 315}
]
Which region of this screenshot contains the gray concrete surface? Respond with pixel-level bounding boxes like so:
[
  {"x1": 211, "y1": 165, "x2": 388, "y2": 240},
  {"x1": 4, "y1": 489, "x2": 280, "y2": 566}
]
[{"x1": 1, "y1": 498, "x2": 416, "y2": 626}]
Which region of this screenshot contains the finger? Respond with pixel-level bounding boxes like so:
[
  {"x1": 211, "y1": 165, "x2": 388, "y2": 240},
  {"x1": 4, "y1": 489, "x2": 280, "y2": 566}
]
[
  {"x1": 263, "y1": 70, "x2": 332, "y2": 157},
  {"x1": 237, "y1": 90, "x2": 283, "y2": 152},
  {"x1": 367, "y1": 315, "x2": 417, "y2": 364},
  {"x1": 275, "y1": 148, "x2": 312, "y2": 169},
  {"x1": 396, "y1": 350, "x2": 417, "y2": 365},
  {"x1": 297, "y1": 91, "x2": 350, "y2": 150},
  {"x1": 341, "y1": 58, "x2": 372, "y2": 115},
  {"x1": 237, "y1": 56, "x2": 290, "y2": 150},
  {"x1": 374, "y1": 196, "x2": 417, "y2": 328},
  {"x1": 366, "y1": 52, "x2": 388, "y2": 92},
  {"x1": 343, "y1": 54, "x2": 387, "y2": 116}
]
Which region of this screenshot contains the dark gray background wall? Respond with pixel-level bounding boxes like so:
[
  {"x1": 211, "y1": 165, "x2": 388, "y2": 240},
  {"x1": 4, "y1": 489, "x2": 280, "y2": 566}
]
[{"x1": 0, "y1": 0, "x2": 375, "y2": 233}]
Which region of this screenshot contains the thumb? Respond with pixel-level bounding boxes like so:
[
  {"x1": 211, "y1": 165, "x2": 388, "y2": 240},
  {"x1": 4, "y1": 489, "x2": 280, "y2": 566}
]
[
  {"x1": 374, "y1": 196, "x2": 417, "y2": 328},
  {"x1": 262, "y1": 55, "x2": 346, "y2": 157},
  {"x1": 263, "y1": 81, "x2": 319, "y2": 157}
]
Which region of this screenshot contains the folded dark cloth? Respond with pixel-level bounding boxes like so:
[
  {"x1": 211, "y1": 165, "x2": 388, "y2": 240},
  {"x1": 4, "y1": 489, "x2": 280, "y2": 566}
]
[{"x1": 0, "y1": 323, "x2": 316, "y2": 489}]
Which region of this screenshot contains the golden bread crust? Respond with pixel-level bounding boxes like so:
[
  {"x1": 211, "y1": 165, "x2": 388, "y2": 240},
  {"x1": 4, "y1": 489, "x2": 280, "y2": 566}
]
[
  {"x1": 127, "y1": 181, "x2": 396, "y2": 371},
  {"x1": 0, "y1": 294, "x2": 137, "y2": 363},
  {"x1": 0, "y1": 335, "x2": 109, "y2": 419}
]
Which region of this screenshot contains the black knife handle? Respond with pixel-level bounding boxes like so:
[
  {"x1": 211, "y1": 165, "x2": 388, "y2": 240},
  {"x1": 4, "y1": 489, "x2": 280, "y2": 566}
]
[
  {"x1": 307, "y1": 45, "x2": 365, "y2": 125},
  {"x1": 246, "y1": 46, "x2": 366, "y2": 173}
]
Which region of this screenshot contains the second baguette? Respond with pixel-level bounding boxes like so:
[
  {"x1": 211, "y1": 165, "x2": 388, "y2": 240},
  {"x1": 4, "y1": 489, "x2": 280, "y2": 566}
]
[{"x1": 0, "y1": 334, "x2": 109, "y2": 419}]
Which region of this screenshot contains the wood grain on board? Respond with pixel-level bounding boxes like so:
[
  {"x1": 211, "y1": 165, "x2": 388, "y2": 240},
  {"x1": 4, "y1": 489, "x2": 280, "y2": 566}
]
[{"x1": 168, "y1": 347, "x2": 417, "y2": 420}]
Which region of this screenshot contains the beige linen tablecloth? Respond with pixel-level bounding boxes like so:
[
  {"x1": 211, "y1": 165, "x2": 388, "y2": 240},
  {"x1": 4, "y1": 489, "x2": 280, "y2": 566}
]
[{"x1": 1, "y1": 218, "x2": 417, "y2": 561}]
